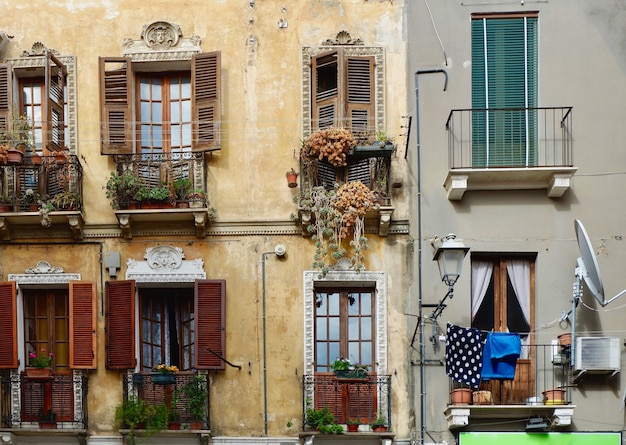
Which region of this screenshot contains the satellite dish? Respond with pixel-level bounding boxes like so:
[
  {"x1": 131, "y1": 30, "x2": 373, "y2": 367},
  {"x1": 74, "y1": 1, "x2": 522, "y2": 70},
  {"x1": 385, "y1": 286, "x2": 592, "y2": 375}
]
[{"x1": 574, "y1": 219, "x2": 605, "y2": 306}]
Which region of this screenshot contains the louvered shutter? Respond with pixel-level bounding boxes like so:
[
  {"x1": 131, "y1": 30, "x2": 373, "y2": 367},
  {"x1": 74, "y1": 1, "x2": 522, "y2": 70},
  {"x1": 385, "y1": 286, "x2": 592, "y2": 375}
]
[
  {"x1": 192, "y1": 52, "x2": 221, "y2": 152},
  {"x1": 312, "y1": 51, "x2": 340, "y2": 129},
  {"x1": 471, "y1": 15, "x2": 538, "y2": 167},
  {"x1": 316, "y1": 161, "x2": 338, "y2": 190},
  {"x1": 105, "y1": 280, "x2": 136, "y2": 370},
  {"x1": 0, "y1": 64, "x2": 11, "y2": 136},
  {"x1": 44, "y1": 51, "x2": 66, "y2": 153},
  {"x1": 69, "y1": 281, "x2": 96, "y2": 369},
  {"x1": 347, "y1": 158, "x2": 372, "y2": 189},
  {"x1": 195, "y1": 279, "x2": 225, "y2": 370},
  {"x1": 345, "y1": 56, "x2": 375, "y2": 142},
  {"x1": 0, "y1": 282, "x2": 17, "y2": 369},
  {"x1": 99, "y1": 57, "x2": 133, "y2": 155}
]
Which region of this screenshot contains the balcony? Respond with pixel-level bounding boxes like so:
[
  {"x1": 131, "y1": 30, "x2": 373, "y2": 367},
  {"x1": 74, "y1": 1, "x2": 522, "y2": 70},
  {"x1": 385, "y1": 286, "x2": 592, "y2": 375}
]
[
  {"x1": 110, "y1": 153, "x2": 210, "y2": 239},
  {"x1": 301, "y1": 374, "x2": 393, "y2": 439},
  {"x1": 121, "y1": 372, "x2": 210, "y2": 433},
  {"x1": 444, "y1": 343, "x2": 575, "y2": 429},
  {"x1": 0, "y1": 155, "x2": 84, "y2": 239},
  {"x1": 445, "y1": 107, "x2": 576, "y2": 200},
  {"x1": 0, "y1": 371, "x2": 88, "y2": 440}
]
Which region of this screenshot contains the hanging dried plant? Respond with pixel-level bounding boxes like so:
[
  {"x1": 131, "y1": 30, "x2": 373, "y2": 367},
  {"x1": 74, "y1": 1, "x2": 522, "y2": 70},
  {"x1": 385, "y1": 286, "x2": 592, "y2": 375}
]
[{"x1": 302, "y1": 128, "x2": 356, "y2": 167}]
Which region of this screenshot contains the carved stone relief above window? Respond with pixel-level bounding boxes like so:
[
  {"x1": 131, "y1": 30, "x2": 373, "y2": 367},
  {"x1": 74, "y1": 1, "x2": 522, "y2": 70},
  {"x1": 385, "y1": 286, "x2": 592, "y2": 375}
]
[
  {"x1": 126, "y1": 245, "x2": 206, "y2": 284},
  {"x1": 122, "y1": 20, "x2": 202, "y2": 61}
]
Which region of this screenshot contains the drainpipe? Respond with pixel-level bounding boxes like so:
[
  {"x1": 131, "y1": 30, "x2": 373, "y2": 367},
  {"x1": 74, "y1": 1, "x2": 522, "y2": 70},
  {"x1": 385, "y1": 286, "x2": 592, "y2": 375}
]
[
  {"x1": 261, "y1": 245, "x2": 286, "y2": 436},
  {"x1": 414, "y1": 69, "x2": 447, "y2": 445}
]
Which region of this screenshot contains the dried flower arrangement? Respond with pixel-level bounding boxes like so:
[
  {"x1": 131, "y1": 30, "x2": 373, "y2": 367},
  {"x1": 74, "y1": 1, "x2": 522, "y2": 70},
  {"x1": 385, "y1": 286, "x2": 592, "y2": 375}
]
[{"x1": 303, "y1": 128, "x2": 356, "y2": 167}]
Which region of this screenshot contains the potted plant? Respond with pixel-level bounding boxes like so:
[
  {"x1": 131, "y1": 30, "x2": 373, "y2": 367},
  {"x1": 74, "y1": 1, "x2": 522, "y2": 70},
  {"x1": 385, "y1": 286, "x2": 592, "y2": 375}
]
[
  {"x1": 26, "y1": 347, "x2": 53, "y2": 379},
  {"x1": 38, "y1": 409, "x2": 57, "y2": 429},
  {"x1": 51, "y1": 191, "x2": 81, "y2": 210},
  {"x1": 106, "y1": 170, "x2": 143, "y2": 209},
  {"x1": 168, "y1": 404, "x2": 182, "y2": 430},
  {"x1": 50, "y1": 148, "x2": 70, "y2": 165},
  {"x1": 286, "y1": 168, "x2": 299, "y2": 188},
  {"x1": 305, "y1": 405, "x2": 343, "y2": 434},
  {"x1": 186, "y1": 189, "x2": 206, "y2": 208},
  {"x1": 346, "y1": 418, "x2": 361, "y2": 432},
  {"x1": 146, "y1": 185, "x2": 173, "y2": 208},
  {"x1": 146, "y1": 403, "x2": 169, "y2": 432},
  {"x1": 151, "y1": 363, "x2": 178, "y2": 385},
  {"x1": 115, "y1": 396, "x2": 148, "y2": 445},
  {"x1": 370, "y1": 415, "x2": 388, "y2": 432},
  {"x1": 22, "y1": 188, "x2": 41, "y2": 211},
  {"x1": 173, "y1": 177, "x2": 192, "y2": 207},
  {"x1": 330, "y1": 358, "x2": 368, "y2": 380},
  {"x1": 0, "y1": 195, "x2": 13, "y2": 212},
  {"x1": 303, "y1": 127, "x2": 356, "y2": 167},
  {"x1": 180, "y1": 376, "x2": 208, "y2": 429}
]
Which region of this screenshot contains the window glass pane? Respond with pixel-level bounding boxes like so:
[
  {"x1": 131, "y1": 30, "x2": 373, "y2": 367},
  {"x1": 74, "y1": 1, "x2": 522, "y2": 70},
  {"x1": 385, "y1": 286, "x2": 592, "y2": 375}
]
[
  {"x1": 361, "y1": 342, "x2": 372, "y2": 365},
  {"x1": 171, "y1": 102, "x2": 181, "y2": 122},
  {"x1": 316, "y1": 344, "x2": 327, "y2": 370},
  {"x1": 361, "y1": 292, "x2": 371, "y2": 315},
  {"x1": 316, "y1": 319, "x2": 327, "y2": 340},
  {"x1": 171, "y1": 124, "x2": 181, "y2": 147},
  {"x1": 361, "y1": 317, "x2": 372, "y2": 340},
  {"x1": 328, "y1": 342, "x2": 340, "y2": 364},
  {"x1": 141, "y1": 125, "x2": 151, "y2": 144},
  {"x1": 140, "y1": 102, "x2": 150, "y2": 120},
  {"x1": 152, "y1": 80, "x2": 162, "y2": 100},
  {"x1": 170, "y1": 78, "x2": 180, "y2": 100},
  {"x1": 328, "y1": 317, "x2": 339, "y2": 340},
  {"x1": 347, "y1": 292, "x2": 358, "y2": 315},
  {"x1": 140, "y1": 79, "x2": 151, "y2": 99},
  {"x1": 152, "y1": 102, "x2": 162, "y2": 121},
  {"x1": 348, "y1": 316, "x2": 359, "y2": 340},
  {"x1": 153, "y1": 125, "x2": 163, "y2": 148},
  {"x1": 181, "y1": 78, "x2": 191, "y2": 97},
  {"x1": 182, "y1": 123, "x2": 192, "y2": 146},
  {"x1": 181, "y1": 101, "x2": 191, "y2": 121},
  {"x1": 328, "y1": 292, "x2": 339, "y2": 315}
]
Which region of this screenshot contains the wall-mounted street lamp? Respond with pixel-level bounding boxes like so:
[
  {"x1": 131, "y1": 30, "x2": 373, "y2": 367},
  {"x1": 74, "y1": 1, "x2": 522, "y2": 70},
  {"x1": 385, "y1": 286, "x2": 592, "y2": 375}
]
[{"x1": 426, "y1": 234, "x2": 469, "y2": 321}]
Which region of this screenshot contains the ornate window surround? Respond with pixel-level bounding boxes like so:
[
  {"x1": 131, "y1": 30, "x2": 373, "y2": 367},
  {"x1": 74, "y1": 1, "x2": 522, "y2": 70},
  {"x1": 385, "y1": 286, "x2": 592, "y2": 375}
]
[
  {"x1": 125, "y1": 245, "x2": 206, "y2": 285},
  {"x1": 301, "y1": 31, "x2": 385, "y2": 137},
  {"x1": 7, "y1": 44, "x2": 77, "y2": 154}
]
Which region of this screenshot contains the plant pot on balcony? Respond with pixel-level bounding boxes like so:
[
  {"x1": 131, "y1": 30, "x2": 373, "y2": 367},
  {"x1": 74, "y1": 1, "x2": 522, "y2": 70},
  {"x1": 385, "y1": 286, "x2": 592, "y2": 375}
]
[
  {"x1": 168, "y1": 421, "x2": 181, "y2": 430},
  {"x1": 25, "y1": 367, "x2": 53, "y2": 380},
  {"x1": 190, "y1": 420, "x2": 203, "y2": 430},
  {"x1": 472, "y1": 390, "x2": 493, "y2": 405},
  {"x1": 151, "y1": 372, "x2": 176, "y2": 385},
  {"x1": 334, "y1": 369, "x2": 368, "y2": 380},
  {"x1": 39, "y1": 421, "x2": 57, "y2": 429},
  {"x1": 31, "y1": 153, "x2": 42, "y2": 165},
  {"x1": 6, "y1": 149, "x2": 24, "y2": 165},
  {"x1": 542, "y1": 388, "x2": 566, "y2": 405},
  {"x1": 450, "y1": 388, "x2": 472, "y2": 405},
  {"x1": 558, "y1": 333, "x2": 572, "y2": 347}
]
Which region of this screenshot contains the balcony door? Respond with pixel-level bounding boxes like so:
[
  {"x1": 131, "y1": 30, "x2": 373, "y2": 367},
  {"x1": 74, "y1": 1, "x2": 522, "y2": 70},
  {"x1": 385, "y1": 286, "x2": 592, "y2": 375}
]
[
  {"x1": 471, "y1": 13, "x2": 538, "y2": 167},
  {"x1": 471, "y1": 256, "x2": 535, "y2": 403}
]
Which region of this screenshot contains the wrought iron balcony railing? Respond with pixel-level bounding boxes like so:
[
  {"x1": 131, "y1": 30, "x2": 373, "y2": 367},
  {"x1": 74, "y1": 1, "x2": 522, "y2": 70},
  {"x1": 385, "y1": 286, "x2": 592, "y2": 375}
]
[
  {"x1": 122, "y1": 372, "x2": 210, "y2": 430},
  {"x1": 445, "y1": 107, "x2": 573, "y2": 169},
  {"x1": 0, "y1": 371, "x2": 88, "y2": 429},
  {"x1": 302, "y1": 374, "x2": 392, "y2": 432},
  {"x1": 448, "y1": 343, "x2": 573, "y2": 406},
  {"x1": 0, "y1": 155, "x2": 83, "y2": 212}
]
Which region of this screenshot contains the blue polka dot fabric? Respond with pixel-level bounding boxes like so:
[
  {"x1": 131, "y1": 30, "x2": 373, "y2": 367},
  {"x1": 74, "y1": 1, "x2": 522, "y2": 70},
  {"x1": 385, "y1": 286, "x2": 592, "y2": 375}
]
[{"x1": 445, "y1": 323, "x2": 484, "y2": 388}]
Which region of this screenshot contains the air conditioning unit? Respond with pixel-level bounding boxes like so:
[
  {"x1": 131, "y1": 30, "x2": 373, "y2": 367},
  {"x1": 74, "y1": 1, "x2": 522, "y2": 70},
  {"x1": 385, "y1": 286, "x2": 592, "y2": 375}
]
[{"x1": 574, "y1": 337, "x2": 621, "y2": 374}]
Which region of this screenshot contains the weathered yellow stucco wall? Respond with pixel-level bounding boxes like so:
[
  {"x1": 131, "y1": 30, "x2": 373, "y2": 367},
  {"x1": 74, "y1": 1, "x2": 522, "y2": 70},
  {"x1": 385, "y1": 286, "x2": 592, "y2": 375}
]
[{"x1": 0, "y1": 0, "x2": 410, "y2": 441}]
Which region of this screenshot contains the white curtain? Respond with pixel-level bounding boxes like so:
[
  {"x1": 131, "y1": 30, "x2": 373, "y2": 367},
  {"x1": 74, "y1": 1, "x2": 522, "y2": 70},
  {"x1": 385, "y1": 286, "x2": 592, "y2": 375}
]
[
  {"x1": 471, "y1": 260, "x2": 493, "y2": 321},
  {"x1": 507, "y1": 259, "x2": 531, "y2": 358}
]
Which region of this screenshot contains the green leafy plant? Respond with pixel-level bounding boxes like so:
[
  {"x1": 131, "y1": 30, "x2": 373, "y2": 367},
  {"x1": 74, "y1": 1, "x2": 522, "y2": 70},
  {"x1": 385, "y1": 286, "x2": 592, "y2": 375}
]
[
  {"x1": 179, "y1": 376, "x2": 208, "y2": 421},
  {"x1": 114, "y1": 397, "x2": 148, "y2": 445},
  {"x1": 173, "y1": 177, "x2": 192, "y2": 201},
  {"x1": 38, "y1": 409, "x2": 57, "y2": 422},
  {"x1": 105, "y1": 170, "x2": 143, "y2": 209},
  {"x1": 305, "y1": 405, "x2": 343, "y2": 434},
  {"x1": 330, "y1": 358, "x2": 368, "y2": 372},
  {"x1": 147, "y1": 185, "x2": 171, "y2": 202},
  {"x1": 51, "y1": 191, "x2": 81, "y2": 210},
  {"x1": 370, "y1": 415, "x2": 387, "y2": 428},
  {"x1": 146, "y1": 403, "x2": 169, "y2": 431},
  {"x1": 29, "y1": 348, "x2": 53, "y2": 368}
]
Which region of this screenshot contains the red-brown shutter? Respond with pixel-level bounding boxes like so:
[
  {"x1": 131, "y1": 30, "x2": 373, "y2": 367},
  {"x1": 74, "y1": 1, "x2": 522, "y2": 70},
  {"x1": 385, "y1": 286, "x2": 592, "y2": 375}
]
[
  {"x1": 0, "y1": 282, "x2": 17, "y2": 369},
  {"x1": 192, "y1": 52, "x2": 221, "y2": 152},
  {"x1": 311, "y1": 51, "x2": 339, "y2": 129},
  {"x1": 44, "y1": 51, "x2": 66, "y2": 153},
  {"x1": 345, "y1": 56, "x2": 375, "y2": 140},
  {"x1": 99, "y1": 57, "x2": 133, "y2": 155},
  {"x1": 0, "y1": 63, "x2": 12, "y2": 136},
  {"x1": 195, "y1": 279, "x2": 225, "y2": 370},
  {"x1": 69, "y1": 281, "x2": 96, "y2": 369},
  {"x1": 105, "y1": 280, "x2": 136, "y2": 370}
]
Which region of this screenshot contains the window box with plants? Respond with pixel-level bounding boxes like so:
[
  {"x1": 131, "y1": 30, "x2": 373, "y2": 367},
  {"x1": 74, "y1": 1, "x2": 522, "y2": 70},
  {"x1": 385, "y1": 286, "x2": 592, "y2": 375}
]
[
  {"x1": 351, "y1": 130, "x2": 395, "y2": 159},
  {"x1": 331, "y1": 358, "x2": 369, "y2": 380},
  {"x1": 370, "y1": 415, "x2": 388, "y2": 432},
  {"x1": 26, "y1": 347, "x2": 53, "y2": 380},
  {"x1": 151, "y1": 364, "x2": 178, "y2": 385}
]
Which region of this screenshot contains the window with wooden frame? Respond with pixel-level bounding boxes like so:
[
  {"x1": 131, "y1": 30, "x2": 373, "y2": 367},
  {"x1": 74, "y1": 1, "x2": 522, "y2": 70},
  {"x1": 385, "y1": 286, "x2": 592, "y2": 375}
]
[
  {"x1": 0, "y1": 50, "x2": 67, "y2": 157},
  {"x1": 0, "y1": 281, "x2": 96, "y2": 372},
  {"x1": 105, "y1": 279, "x2": 225, "y2": 371},
  {"x1": 99, "y1": 52, "x2": 221, "y2": 156},
  {"x1": 470, "y1": 254, "x2": 535, "y2": 403}
]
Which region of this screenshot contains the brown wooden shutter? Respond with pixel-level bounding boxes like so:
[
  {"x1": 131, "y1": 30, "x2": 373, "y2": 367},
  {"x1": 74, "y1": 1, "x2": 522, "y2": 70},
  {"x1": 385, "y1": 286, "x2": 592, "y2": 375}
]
[
  {"x1": 347, "y1": 158, "x2": 372, "y2": 189},
  {"x1": 99, "y1": 57, "x2": 133, "y2": 155},
  {"x1": 312, "y1": 51, "x2": 340, "y2": 130},
  {"x1": 192, "y1": 52, "x2": 221, "y2": 152},
  {"x1": 195, "y1": 279, "x2": 225, "y2": 370},
  {"x1": 345, "y1": 56, "x2": 375, "y2": 141},
  {"x1": 44, "y1": 51, "x2": 66, "y2": 153},
  {"x1": 0, "y1": 282, "x2": 17, "y2": 369},
  {"x1": 105, "y1": 280, "x2": 136, "y2": 370},
  {"x1": 69, "y1": 281, "x2": 96, "y2": 369},
  {"x1": 0, "y1": 63, "x2": 12, "y2": 136}
]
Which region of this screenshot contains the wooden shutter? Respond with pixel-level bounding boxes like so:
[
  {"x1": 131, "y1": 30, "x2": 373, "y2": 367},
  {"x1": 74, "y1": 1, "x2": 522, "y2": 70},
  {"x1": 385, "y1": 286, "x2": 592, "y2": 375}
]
[
  {"x1": 99, "y1": 57, "x2": 133, "y2": 155},
  {"x1": 192, "y1": 52, "x2": 221, "y2": 152},
  {"x1": 69, "y1": 281, "x2": 96, "y2": 369},
  {"x1": 345, "y1": 56, "x2": 375, "y2": 141},
  {"x1": 44, "y1": 51, "x2": 66, "y2": 153},
  {"x1": 347, "y1": 158, "x2": 372, "y2": 189},
  {"x1": 105, "y1": 280, "x2": 136, "y2": 370},
  {"x1": 0, "y1": 282, "x2": 17, "y2": 369},
  {"x1": 312, "y1": 51, "x2": 340, "y2": 129},
  {"x1": 0, "y1": 63, "x2": 12, "y2": 136},
  {"x1": 195, "y1": 279, "x2": 225, "y2": 370}
]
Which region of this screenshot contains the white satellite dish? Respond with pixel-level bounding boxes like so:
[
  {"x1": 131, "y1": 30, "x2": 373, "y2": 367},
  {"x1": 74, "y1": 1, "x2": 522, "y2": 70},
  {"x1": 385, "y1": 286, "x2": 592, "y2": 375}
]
[
  {"x1": 574, "y1": 219, "x2": 605, "y2": 306},
  {"x1": 574, "y1": 219, "x2": 626, "y2": 307}
]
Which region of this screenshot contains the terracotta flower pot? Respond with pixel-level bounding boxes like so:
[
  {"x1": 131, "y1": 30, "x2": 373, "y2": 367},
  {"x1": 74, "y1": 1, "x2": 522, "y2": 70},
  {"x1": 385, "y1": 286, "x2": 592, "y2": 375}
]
[
  {"x1": 286, "y1": 172, "x2": 298, "y2": 188},
  {"x1": 347, "y1": 424, "x2": 359, "y2": 432},
  {"x1": 543, "y1": 388, "x2": 566, "y2": 405},
  {"x1": 451, "y1": 388, "x2": 472, "y2": 405},
  {"x1": 26, "y1": 367, "x2": 53, "y2": 380},
  {"x1": 558, "y1": 333, "x2": 572, "y2": 347}
]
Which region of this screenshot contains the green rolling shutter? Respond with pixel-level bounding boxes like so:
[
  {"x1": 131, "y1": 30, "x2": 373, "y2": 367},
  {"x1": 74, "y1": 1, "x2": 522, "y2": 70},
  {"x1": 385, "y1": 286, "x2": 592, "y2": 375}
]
[{"x1": 472, "y1": 16, "x2": 538, "y2": 167}]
